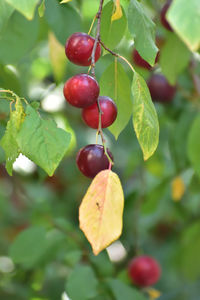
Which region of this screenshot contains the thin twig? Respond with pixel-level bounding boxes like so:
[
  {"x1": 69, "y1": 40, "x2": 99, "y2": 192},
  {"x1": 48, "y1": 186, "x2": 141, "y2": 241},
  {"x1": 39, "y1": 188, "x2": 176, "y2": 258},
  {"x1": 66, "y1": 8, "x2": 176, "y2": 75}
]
[
  {"x1": 99, "y1": 40, "x2": 135, "y2": 73},
  {"x1": 90, "y1": 0, "x2": 104, "y2": 78},
  {"x1": 90, "y1": 0, "x2": 114, "y2": 164},
  {"x1": 88, "y1": 15, "x2": 97, "y2": 35}
]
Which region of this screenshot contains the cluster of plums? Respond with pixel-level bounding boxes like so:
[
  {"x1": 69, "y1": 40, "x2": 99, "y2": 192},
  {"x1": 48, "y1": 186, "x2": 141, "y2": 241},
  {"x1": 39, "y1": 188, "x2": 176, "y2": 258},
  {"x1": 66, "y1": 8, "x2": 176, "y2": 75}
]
[
  {"x1": 132, "y1": 0, "x2": 176, "y2": 103},
  {"x1": 63, "y1": 32, "x2": 117, "y2": 178},
  {"x1": 128, "y1": 255, "x2": 161, "y2": 287}
]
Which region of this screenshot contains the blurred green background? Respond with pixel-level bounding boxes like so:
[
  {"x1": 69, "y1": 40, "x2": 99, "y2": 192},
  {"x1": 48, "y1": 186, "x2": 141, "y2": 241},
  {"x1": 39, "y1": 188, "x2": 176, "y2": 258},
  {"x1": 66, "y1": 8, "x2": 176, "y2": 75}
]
[{"x1": 0, "y1": 0, "x2": 200, "y2": 299}]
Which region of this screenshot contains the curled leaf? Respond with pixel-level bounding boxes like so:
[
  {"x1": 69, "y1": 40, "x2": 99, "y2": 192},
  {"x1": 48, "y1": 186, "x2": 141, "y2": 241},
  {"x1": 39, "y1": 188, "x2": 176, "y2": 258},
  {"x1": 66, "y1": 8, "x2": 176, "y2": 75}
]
[
  {"x1": 112, "y1": 0, "x2": 123, "y2": 21},
  {"x1": 172, "y1": 176, "x2": 185, "y2": 202},
  {"x1": 60, "y1": 0, "x2": 72, "y2": 3},
  {"x1": 79, "y1": 170, "x2": 124, "y2": 255},
  {"x1": 146, "y1": 287, "x2": 161, "y2": 300}
]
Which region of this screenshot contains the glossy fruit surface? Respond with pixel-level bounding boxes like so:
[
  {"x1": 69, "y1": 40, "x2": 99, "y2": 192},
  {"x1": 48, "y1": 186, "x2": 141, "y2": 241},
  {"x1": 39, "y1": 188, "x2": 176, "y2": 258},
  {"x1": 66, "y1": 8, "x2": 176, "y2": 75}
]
[
  {"x1": 132, "y1": 49, "x2": 159, "y2": 70},
  {"x1": 63, "y1": 74, "x2": 99, "y2": 108},
  {"x1": 65, "y1": 32, "x2": 101, "y2": 66},
  {"x1": 128, "y1": 256, "x2": 161, "y2": 287},
  {"x1": 160, "y1": 0, "x2": 173, "y2": 31},
  {"x1": 82, "y1": 96, "x2": 117, "y2": 129},
  {"x1": 76, "y1": 144, "x2": 113, "y2": 178},
  {"x1": 147, "y1": 74, "x2": 176, "y2": 103}
]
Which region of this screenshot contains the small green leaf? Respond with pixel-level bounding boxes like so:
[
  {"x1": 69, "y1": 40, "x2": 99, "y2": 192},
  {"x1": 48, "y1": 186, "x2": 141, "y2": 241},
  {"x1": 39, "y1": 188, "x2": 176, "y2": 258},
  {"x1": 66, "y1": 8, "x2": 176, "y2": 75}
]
[
  {"x1": 5, "y1": 0, "x2": 40, "y2": 20},
  {"x1": 60, "y1": 0, "x2": 72, "y2": 3},
  {"x1": 0, "y1": 0, "x2": 14, "y2": 32},
  {"x1": 0, "y1": 98, "x2": 25, "y2": 175},
  {"x1": 108, "y1": 279, "x2": 147, "y2": 300},
  {"x1": 9, "y1": 226, "x2": 47, "y2": 265},
  {"x1": 0, "y1": 11, "x2": 39, "y2": 64},
  {"x1": 178, "y1": 221, "x2": 200, "y2": 280},
  {"x1": 16, "y1": 105, "x2": 71, "y2": 176},
  {"x1": 66, "y1": 265, "x2": 98, "y2": 300},
  {"x1": 128, "y1": 0, "x2": 158, "y2": 66},
  {"x1": 160, "y1": 33, "x2": 191, "y2": 85},
  {"x1": 132, "y1": 72, "x2": 159, "y2": 160},
  {"x1": 167, "y1": 0, "x2": 200, "y2": 51},
  {"x1": 100, "y1": 61, "x2": 132, "y2": 139},
  {"x1": 44, "y1": 0, "x2": 81, "y2": 45},
  {"x1": 187, "y1": 114, "x2": 200, "y2": 179},
  {"x1": 48, "y1": 31, "x2": 67, "y2": 83},
  {"x1": 101, "y1": 1, "x2": 127, "y2": 50},
  {"x1": 38, "y1": 0, "x2": 45, "y2": 17}
]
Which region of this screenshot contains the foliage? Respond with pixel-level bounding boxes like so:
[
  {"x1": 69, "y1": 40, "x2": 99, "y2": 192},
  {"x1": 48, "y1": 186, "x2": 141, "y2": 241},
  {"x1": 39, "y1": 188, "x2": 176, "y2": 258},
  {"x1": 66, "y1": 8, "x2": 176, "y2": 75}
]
[{"x1": 0, "y1": 0, "x2": 200, "y2": 299}]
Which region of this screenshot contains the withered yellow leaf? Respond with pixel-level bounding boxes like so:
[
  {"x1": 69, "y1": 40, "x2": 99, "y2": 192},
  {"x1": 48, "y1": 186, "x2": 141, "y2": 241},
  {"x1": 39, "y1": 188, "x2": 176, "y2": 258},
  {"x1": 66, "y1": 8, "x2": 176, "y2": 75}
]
[
  {"x1": 48, "y1": 32, "x2": 67, "y2": 82},
  {"x1": 146, "y1": 287, "x2": 161, "y2": 299},
  {"x1": 60, "y1": 0, "x2": 72, "y2": 3},
  {"x1": 79, "y1": 170, "x2": 124, "y2": 255},
  {"x1": 111, "y1": 0, "x2": 123, "y2": 21},
  {"x1": 172, "y1": 176, "x2": 185, "y2": 202}
]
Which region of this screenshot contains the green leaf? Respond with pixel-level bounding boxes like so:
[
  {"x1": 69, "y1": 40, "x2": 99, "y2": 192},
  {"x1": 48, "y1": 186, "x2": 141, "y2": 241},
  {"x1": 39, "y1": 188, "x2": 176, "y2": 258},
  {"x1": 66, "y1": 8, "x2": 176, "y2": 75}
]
[
  {"x1": 16, "y1": 105, "x2": 71, "y2": 176},
  {"x1": 9, "y1": 226, "x2": 47, "y2": 265},
  {"x1": 38, "y1": 0, "x2": 45, "y2": 17},
  {"x1": 170, "y1": 111, "x2": 195, "y2": 171},
  {"x1": 160, "y1": 33, "x2": 191, "y2": 85},
  {"x1": 107, "y1": 279, "x2": 147, "y2": 300},
  {"x1": 5, "y1": 0, "x2": 40, "y2": 20},
  {"x1": 66, "y1": 265, "x2": 98, "y2": 300},
  {"x1": 167, "y1": 0, "x2": 200, "y2": 51},
  {"x1": 100, "y1": 61, "x2": 132, "y2": 139},
  {"x1": 178, "y1": 221, "x2": 200, "y2": 280},
  {"x1": 0, "y1": 11, "x2": 39, "y2": 64},
  {"x1": 128, "y1": 0, "x2": 158, "y2": 66},
  {"x1": 53, "y1": 115, "x2": 77, "y2": 156},
  {"x1": 44, "y1": 0, "x2": 81, "y2": 45},
  {"x1": 48, "y1": 32, "x2": 67, "y2": 83},
  {"x1": 132, "y1": 72, "x2": 159, "y2": 160},
  {"x1": 101, "y1": 1, "x2": 127, "y2": 50},
  {"x1": 0, "y1": 64, "x2": 21, "y2": 94},
  {"x1": 187, "y1": 114, "x2": 200, "y2": 179},
  {"x1": 0, "y1": 98, "x2": 25, "y2": 175},
  {"x1": 0, "y1": 0, "x2": 14, "y2": 32}
]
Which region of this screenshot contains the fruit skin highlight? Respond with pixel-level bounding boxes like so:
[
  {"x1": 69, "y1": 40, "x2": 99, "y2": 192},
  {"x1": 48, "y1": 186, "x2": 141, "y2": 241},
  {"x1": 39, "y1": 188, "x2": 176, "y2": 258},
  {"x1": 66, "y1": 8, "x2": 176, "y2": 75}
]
[
  {"x1": 76, "y1": 144, "x2": 113, "y2": 178},
  {"x1": 63, "y1": 74, "x2": 100, "y2": 108},
  {"x1": 128, "y1": 256, "x2": 161, "y2": 287},
  {"x1": 65, "y1": 32, "x2": 101, "y2": 66},
  {"x1": 147, "y1": 74, "x2": 176, "y2": 103},
  {"x1": 160, "y1": 0, "x2": 173, "y2": 32},
  {"x1": 82, "y1": 96, "x2": 117, "y2": 129}
]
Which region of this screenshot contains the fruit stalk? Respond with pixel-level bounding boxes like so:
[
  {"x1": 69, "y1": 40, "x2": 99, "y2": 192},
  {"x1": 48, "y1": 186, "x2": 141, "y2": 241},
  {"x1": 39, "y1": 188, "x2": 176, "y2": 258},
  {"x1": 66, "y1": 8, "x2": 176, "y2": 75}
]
[
  {"x1": 90, "y1": 0, "x2": 114, "y2": 165},
  {"x1": 90, "y1": 0, "x2": 104, "y2": 78}
]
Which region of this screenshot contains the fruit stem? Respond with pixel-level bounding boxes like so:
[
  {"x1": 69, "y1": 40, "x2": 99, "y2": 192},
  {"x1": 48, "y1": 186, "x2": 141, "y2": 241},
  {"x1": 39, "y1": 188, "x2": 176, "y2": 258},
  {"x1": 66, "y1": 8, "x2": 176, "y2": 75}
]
[
  {"x1": 99, "y1": 40, "x2": 135, "y2": 73},
  {"x1": 0, "y1": 89, "x2": 19, "y2": 101},
  {"x1": 90, "y1": 0, "x2": 104, "y2": 78},
  {"x1": 88, "y1": 15, "x2": 97, "y2": 35}
]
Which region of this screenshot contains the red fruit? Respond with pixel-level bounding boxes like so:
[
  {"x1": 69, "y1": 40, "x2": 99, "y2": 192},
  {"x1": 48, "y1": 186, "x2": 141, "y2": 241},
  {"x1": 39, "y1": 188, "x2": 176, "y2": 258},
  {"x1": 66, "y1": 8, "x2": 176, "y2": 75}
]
[
  {"x1": 128, "y1": 256, "x2": 161, "y2": 287},
  {"x1": 63, "y1": 74, "x2": 99, "y2": 108},
  {"x1": 65, "y1": 32, "x2": 101, "y2": 66},
  {"x1": 160, "y1": 0, "x2": 173, "y2": 31},
  {"x1": 132, "y1": 49, "x2": 159, "y2": 70},
  {"x1": 133, "y1": 49, "x2": 152, "y2": 70},
  {"x1": 76, "y1": 144, "x2": 113, "y2": 178},
  {"x1": 147, "y1": 74, "x2": 176, "y2": 103},
  {"x1": 82, "y1": 96, "x2": 117, "y2": 129}
]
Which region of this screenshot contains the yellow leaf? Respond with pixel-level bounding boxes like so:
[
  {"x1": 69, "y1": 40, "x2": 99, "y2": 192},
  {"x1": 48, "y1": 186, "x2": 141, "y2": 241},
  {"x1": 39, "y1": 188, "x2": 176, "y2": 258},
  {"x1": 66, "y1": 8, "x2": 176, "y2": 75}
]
[
  {"x1": 172, "y1": 176, "x2": 185, "y2": 202},
  {"x1": 60, "y1": 0, "x2": 72, "y2": 3},
  {"x1": 79, "y1": 170, "x2": 124, "y2": 255},
  {"x1": 146, "y1": 287, "x2": 161, "y2": 299},
  {"x1": 48, "y1": 32, "x2": 67, "y2": 83},
  {"x1": 111, "y1": 0, "x2": 123, "y2": 21}
]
